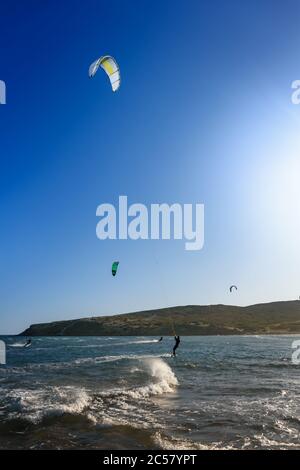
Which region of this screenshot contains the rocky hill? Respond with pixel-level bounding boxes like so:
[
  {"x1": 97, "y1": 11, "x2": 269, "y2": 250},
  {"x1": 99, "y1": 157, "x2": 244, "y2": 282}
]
[{"x1": 19, "y1": 301, "x2": 300, "y2": 336}]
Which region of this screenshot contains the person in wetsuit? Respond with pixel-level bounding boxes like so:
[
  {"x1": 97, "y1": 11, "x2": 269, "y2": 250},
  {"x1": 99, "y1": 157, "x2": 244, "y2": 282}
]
[
  {"x1": 24, "y1": 339, "x2": 31, "y2": 347},
  {"x1": 172, "y1": 335, "x2": 180, "y2": 356},
  {"x1": 158, "y1": 337, "x2": 163, "y2": 342}
]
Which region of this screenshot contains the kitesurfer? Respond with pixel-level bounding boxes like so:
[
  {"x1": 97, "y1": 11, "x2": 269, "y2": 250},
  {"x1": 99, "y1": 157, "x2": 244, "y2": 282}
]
[{"x1": 172, "y1": 335, "x2": 180, "y2": 356}]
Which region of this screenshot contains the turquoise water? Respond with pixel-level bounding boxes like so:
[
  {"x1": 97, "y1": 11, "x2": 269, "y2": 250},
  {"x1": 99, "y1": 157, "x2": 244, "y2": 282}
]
[{"x1": 0, "y1": 335, "x2": 299, "y2": 449}]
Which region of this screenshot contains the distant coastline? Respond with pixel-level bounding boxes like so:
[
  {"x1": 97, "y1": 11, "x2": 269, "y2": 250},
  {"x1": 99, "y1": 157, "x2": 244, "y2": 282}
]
[{"x1": 19, "y1": 300, "x2": 300, "y2": 336}]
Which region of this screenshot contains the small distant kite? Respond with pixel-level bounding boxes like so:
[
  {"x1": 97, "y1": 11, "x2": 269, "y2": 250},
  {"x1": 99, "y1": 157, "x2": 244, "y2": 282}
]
[
  {"x1": 229, "y1": 285, "x2": 238, "y2": 293},
  {"x1": 112, "y1": 261, "x2": 119, "y2": 277},
  {"x1": 89, "y1": 55, "x2": 120, "y2": 92}
]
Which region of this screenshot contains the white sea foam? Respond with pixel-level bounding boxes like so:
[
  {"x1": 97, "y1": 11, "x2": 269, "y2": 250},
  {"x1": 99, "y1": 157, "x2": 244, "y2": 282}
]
[
  {"x1": 253, "y1": 433, "x2": 300, "y2": 449},
  {"x1": 127, "y1": 339, "x2": 161, "y2": 344},
  {"x1": 6, "y1": 386, "x2": 91, "y2": 423},
  {"x1": 153, "y1": 432, "x2": 235, "y2": 450}
]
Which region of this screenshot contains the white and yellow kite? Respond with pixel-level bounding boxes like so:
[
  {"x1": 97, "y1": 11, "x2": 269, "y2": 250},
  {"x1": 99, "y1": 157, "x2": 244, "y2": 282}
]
[{"x1": 89, "y1": 55, "x2": 120, "y2": 92}]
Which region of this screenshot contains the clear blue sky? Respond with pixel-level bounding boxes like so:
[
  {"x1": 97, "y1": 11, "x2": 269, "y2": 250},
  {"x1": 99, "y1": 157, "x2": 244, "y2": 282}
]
[{"x1": 1, "y1": 0, "x2": 300, "y2": 334}]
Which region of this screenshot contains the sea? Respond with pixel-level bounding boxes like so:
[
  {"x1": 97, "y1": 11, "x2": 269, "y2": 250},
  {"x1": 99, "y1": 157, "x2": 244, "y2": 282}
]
[{"x1": 0, "y1": 335, "x2": 299, "y2": 450}]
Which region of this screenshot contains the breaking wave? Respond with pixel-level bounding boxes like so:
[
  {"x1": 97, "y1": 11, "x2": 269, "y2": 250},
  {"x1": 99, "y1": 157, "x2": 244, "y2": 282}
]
[{"x1": 96, "y1": 357, "x2": 178, "y2": 399}]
